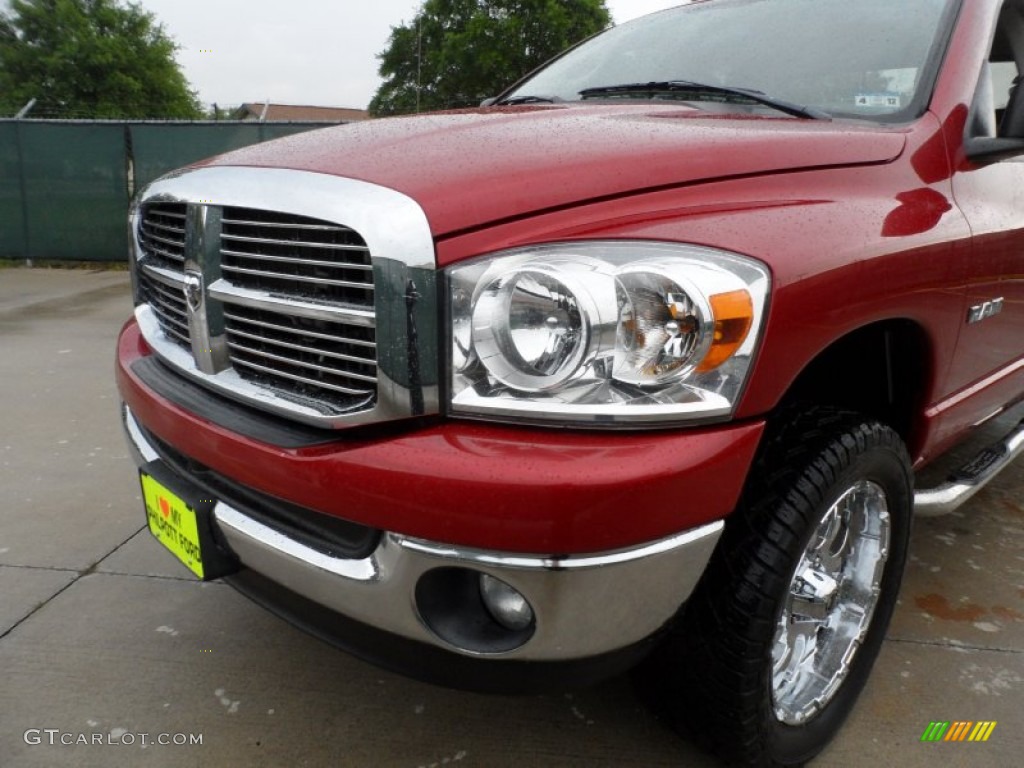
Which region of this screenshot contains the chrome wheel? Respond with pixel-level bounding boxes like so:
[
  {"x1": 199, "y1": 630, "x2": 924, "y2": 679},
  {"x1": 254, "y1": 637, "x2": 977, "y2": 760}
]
[
  {"x1": 659, "y1": 414, "x2": 912, "y2": 765},
  {"x1": 771, "y1": 480, "x2": 891, "y2": 725}
]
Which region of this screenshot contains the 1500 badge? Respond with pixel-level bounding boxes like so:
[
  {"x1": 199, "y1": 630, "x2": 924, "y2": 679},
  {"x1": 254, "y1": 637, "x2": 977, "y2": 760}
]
[{"x1": 968, "y1": 297, "x2": 1004, "y2": 324}]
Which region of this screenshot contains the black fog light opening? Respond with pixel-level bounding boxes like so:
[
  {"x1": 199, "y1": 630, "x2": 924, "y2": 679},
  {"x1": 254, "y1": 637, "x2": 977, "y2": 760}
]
[{"x1": 415, "y1": 568, "x2": 535, "y2": 654}]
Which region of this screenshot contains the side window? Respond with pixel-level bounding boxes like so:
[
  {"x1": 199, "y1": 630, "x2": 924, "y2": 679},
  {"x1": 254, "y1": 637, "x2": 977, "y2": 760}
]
[
  {"x1": 992, "y1": 2, "x2": 1024, "y2": 138},
  {"x1": 991, "y1": 60, "x2": 1019, "y2": 122},
  {"x1": 968, "y1": 1, "x2": 1024, "y2": 140}
]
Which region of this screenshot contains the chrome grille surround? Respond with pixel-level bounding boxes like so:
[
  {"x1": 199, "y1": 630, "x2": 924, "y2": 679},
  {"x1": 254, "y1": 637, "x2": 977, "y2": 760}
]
[{"x1": 130, "y1": 167, "x2": 438, "y2": 429}]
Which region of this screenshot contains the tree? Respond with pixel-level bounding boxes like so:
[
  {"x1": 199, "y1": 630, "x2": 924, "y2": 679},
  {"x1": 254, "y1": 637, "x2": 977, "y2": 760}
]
[
  {"x1": 370, "y1": 0, "x2": 611, "y2": 116},
  {"x1": 0, "y1": 0, "x2": 201, "y2": 119},
  {"x1": 207, "y1": 102, "x2": 234, "y2": 122},
  {"x1": 0, "y1": 15, "x2": 15, "y2": 45}
]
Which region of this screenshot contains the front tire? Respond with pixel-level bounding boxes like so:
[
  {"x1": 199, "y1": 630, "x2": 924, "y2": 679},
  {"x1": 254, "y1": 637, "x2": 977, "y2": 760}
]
[{"x1": 655, "y1": 411, "x2": 912, "y2": 766}]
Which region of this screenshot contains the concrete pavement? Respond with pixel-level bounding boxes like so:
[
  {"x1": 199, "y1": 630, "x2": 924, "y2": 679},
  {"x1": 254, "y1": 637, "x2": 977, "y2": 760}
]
[{"x1": 0, "y1": 266, "x2": 1020, "y2": 767}]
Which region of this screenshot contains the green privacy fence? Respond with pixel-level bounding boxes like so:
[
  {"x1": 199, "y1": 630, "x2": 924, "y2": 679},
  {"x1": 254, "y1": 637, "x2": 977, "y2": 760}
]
[{"x1": 0, "y1": 120, "x2": 338, "y2": 262}]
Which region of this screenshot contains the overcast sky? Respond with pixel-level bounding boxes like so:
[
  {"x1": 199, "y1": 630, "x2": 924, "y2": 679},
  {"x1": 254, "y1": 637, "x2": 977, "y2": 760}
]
[{"x1": 123, "y1": 1, "x2": 684, "y2": 110}]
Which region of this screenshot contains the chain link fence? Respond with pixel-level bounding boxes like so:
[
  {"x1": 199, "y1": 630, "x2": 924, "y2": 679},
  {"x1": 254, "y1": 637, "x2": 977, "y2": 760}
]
[{"x1": 0, "y1": 120, "x2": 339, "y2": 262}]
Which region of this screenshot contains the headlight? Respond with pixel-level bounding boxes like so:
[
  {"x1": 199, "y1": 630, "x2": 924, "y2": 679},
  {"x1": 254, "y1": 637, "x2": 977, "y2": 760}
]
[
  {"x1": 470, "y1": 257, "x2": 618, "y2": 392},
  {"x1": 448, "y1": 242, "x2": 769, "y2": 426}
]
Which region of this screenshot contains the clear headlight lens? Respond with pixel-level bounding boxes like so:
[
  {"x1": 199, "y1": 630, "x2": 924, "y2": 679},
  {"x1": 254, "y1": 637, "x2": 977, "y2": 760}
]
[
  {"x1": 613, "y1": 266, "x2": 711, "y2": 385},
  {"x1": 475, "y1": 268, "x2": 587, "y2": 390},
  {"x1": 448, "y1": 242, "x2": 769, "y2": 426},
  {"x1": 470, "y1": 258, "x2": 618, "y2": 392}
]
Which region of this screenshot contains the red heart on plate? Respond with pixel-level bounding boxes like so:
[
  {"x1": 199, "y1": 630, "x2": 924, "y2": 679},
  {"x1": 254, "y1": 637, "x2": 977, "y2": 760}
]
[{"x1": 159, "y1": 498, "x2": 170, "y2": 518}]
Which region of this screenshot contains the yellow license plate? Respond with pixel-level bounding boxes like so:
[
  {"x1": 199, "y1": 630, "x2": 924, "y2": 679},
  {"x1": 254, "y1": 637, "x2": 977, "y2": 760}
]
[{"x1": 141, "y1": 473, "x2": 205, "y2": 579}]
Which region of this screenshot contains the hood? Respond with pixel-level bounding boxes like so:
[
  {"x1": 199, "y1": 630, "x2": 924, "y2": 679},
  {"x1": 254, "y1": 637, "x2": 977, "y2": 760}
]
[{"x1": 201, "y1": 105, "x2": 907, "y2": 237}]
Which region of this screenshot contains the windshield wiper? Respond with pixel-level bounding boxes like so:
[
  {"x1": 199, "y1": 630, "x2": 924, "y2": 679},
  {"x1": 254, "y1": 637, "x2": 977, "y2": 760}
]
[
  {"x1": 578, "y1": 81, "x2": 830, "y2": 120},
  {"x1": 497, "y1": 94, "x2": 562, "y2": 105}
]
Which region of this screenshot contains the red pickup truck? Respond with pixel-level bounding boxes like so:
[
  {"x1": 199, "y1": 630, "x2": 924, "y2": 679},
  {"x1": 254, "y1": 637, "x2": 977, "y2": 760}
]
[{"x1": 117, "y1": 0, "x2": 1024, "y2": 764}]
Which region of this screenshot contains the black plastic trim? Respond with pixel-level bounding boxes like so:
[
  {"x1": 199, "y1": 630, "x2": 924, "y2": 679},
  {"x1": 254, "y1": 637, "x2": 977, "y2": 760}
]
[
  {"x1": 964, "y1": 135, "x2": 1024, "y2": 163},
  {"x1": 131, "y1": 355, "x2": 341, "y2": 448},
  {"x1": 224, "y1": 568, "x2": 661, "y2": 694},
  {"x1": 137, "y1": 421, "x2": 381, "y2": 560}
]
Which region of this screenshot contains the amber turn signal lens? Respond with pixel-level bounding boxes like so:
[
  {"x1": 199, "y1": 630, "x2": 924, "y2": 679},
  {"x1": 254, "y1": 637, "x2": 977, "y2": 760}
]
[{"x1": 697, "y1": 289, "x2": 754, "y2": 372}]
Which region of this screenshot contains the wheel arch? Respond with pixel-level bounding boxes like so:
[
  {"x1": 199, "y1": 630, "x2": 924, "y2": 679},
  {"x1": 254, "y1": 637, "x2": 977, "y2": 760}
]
[{"x1": 772, "y1": 318, "x2": 934, "y2": 457}]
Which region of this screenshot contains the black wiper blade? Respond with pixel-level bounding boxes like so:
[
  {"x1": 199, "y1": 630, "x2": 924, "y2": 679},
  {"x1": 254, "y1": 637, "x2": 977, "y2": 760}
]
[
  {"x1": 497, "y1": 94, "x2": 562, "y2": 105},
  {"x1": 578, "y1": 80, "x2": 830, "y2": 120}
]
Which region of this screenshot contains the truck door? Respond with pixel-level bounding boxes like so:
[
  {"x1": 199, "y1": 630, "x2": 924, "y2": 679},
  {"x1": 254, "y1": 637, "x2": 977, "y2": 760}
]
[{"x1": 947, "y1": 0, "x2": 1024, "y2": 437}]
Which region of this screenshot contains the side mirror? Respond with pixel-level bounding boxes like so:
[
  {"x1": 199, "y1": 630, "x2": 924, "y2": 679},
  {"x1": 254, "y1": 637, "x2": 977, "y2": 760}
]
[
  {"x1": 480, "y1": 97, "x2": 498, "y2": 107},
  {"x1": 964, "y1": 135, "x2": 1024, "y2": 163}
]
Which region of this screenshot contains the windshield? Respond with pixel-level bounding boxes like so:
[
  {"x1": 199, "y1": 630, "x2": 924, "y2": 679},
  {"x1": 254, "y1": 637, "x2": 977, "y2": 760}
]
[{"x1": 505, "y1": 0, "x2": 959, "y2": 121}]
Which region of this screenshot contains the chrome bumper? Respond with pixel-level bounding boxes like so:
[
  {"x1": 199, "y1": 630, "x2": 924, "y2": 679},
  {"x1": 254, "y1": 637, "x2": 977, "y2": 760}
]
[{"x1": 124, "y1": 406, "x2": 722, "y2": 662}]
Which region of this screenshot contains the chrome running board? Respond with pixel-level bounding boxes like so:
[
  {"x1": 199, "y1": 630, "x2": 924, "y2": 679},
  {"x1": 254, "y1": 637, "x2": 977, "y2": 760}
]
[{"x1": 915, "y1": 420, "x2": 1024, "y2": 517}]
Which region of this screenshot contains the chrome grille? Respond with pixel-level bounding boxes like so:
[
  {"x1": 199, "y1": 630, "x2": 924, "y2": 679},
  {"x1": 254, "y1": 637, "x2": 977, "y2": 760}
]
[
  {"x1": 139, "y1": 274, "x2": 190, "y2": 349},
  {"x1": 220, "y1": 208, "x2": 374, "y2": 306},
  {"x1": 132, "y1": 168, "x2": 438, "y2": 429},
  {"x1": 136, "y1": 201, "x2": 380, "y2": 416},
  {"x1": 138, "y1": 204, "x2": 187, "y2": 269},
  {"x1": 137, "y1": 203, "x2": 189, "y2": 351},
  {"x1": 223, "y1": 305, "x2": 376, "y2": 408}
]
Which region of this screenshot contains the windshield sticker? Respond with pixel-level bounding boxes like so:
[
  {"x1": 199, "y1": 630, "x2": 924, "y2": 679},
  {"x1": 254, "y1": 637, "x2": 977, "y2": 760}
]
[{"x1": 854, "y1": 92, "x2": 902, "y2": 109}]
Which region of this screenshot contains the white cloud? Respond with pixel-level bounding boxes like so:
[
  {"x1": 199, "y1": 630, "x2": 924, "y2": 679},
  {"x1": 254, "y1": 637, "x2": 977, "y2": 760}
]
[
  {"x1": 136, "y1": 0, "x2": 683, "y2": 109},
  {"x1": 5, "y1": 0, "x2": 683, "y2": 109}
]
